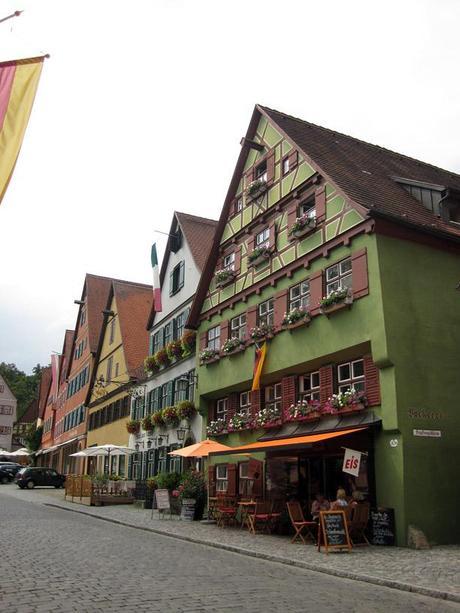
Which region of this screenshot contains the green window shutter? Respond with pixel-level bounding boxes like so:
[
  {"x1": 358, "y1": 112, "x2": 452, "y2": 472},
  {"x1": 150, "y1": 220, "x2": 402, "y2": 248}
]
[{"x1": 167, "y1": 380, "x2": 173, "y2": 406}]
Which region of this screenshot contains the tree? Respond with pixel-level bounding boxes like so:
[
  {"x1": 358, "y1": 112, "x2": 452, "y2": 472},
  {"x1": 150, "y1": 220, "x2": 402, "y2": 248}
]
[
  {"x1": 0, "y1": 362, "x2": 47, "y2": 420},
  {"x1": 24, "y1": 424, "x2": 43, "y2": 453}
]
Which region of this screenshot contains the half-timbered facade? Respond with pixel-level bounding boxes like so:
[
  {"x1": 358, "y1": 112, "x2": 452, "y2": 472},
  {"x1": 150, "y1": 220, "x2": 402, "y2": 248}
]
[{"x1": 188, "y1": 105, "x2": 460, "y2": 545}]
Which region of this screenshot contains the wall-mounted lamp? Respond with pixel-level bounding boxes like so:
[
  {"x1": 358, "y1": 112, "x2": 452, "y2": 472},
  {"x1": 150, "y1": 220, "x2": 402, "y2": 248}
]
[
  {"x1": 157, "y1": 434, "x2": 169, "y2": 447},
  {"x1": 176, "y1": 426, "x2": 189, "y2": 442}
]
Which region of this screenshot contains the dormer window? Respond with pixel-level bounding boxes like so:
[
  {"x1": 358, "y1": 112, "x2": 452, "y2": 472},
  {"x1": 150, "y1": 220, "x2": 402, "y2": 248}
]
[
  {"x1": 255, "y1": 160, "x2": 267, "y2": 182},
  {"x1": 394, "y1": 177, "x2": 444, "y2": 217},
  {"x1": 170, "y1": 261, "x2": 185, "y2": 296},
  {"x1": 170, "y1": 228, "x2": 182, "y2": 253}
]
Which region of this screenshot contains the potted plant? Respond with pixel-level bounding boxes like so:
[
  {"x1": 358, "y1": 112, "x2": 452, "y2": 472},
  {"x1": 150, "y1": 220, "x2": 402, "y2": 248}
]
[
  {"x1": 215, "y1": 268, "x2": 236, "y2": 287},
  {"x1": 144, "y1": 355, "x2": 158, "y2": 374},
  {"x1": 288, "y1": 212, "x2": 317, "y2": 239},
  {"x1": 246, "y1": 178, "x2": 267, "y2": 200},
  {"x1": 249, "y1": 322, "x2": 275, "y2": 341},
  {"x1": 154, "y1": 347, "x2": 170, "y2": 367},
  {"x1": 162, "y1": 406, "x2": 179, "y2": 427},
  {"x1": 320, "y1": 287, "x2": 353, "y2": 315},
  {"x1": 178, "y1": 470, "x2": 207, "y2": 520},
  {"x1": 206, "y1": 418, "x2": 227, "y2": 436},
  {"x1": 176, "y1": 400, "x2": 196, "y2": 421},
  {"x1": 151, "y1": 411, "x2": 166, "y2": 428},
  {"x1": 166, "y1": 340, "x2": 183, "y2": 361},
  {"x1": 255, "y1": 405, "x2": 282, "y2": 427},
  {"x1": 247, "y1": 245, "x2": 272, "y2": 267},
  {"x1": 221, "y1": 336, "x2": 246, "y2": 355},
  {"x1": 323, "y1": 389, "x2": 368, "y2": 415},
  {"x1": 141, "y1": 414, "x2": 154, "y2": 432},
  {"x1": 282, "y1": 307, "x2": 311, "y2": 329},
  {"x1": 180, "y1": 330, "x2": 196, "y2": 356},
  {"x1": 126, "y1": 419, "x2": 141, "y2": 434},
  {"x1": 199, "y1": 347, "x2": 220, "y2": 365},
  {"x1": 288, "y1": 399, "x2": 322, "y2": 421},
  {"x1": 228, "y1": 411, "x2": 253, "y2": 432}
]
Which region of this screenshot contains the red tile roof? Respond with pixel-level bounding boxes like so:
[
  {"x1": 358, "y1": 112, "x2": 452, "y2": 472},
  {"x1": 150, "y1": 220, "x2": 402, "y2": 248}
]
[
  {"x1": 59, "y1": 329, "x2": 74, "y2": 386},
  {"x1": 85, "y1": 274, "x2": 115, "y2": 354},
  {"x1": 175, "y1": 212, "x2": 218, "y2": 272},
  {"x1": 37, "y1": 366, "x2": 52, "y2": 420},
  {"x1": 260, "y1": 105, "x2": 460, "y2": 239},
  {"x1": 17, "y1": 398, "x2": 39, "y2": 424}
]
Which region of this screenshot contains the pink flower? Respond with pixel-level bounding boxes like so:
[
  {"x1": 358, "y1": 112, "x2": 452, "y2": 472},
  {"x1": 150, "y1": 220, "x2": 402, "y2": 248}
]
[{"x1": 172, "y1": 490, "x2": 180, "y2": 498}]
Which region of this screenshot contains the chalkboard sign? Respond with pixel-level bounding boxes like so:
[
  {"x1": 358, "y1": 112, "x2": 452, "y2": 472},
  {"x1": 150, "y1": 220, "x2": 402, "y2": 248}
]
[
  {"x1": 155, "y1": 489, "x2": 170, "y2": 511},
  {"x1": 318, "y1": 510, "x2": 352, "y2": 553},
  {"x1": 180, "y1": 498, "x2": 196, "y2": 521},
  {"x1": 370, "y1": 508, "x2": 395, "y2": 546}
]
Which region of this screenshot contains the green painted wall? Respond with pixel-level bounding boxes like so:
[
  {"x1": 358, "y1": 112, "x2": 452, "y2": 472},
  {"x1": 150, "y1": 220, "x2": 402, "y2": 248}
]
[{"x1": 376, "y1": 234, "x2": 460, "y2": 545}]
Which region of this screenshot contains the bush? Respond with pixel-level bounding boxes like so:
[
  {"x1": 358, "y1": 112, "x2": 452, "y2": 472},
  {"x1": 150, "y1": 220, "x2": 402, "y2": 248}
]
[
  {"x1": 155, "y1": 471, "x2": 182, "y2": 491},
  {"x1": 177, "y1": 470, "x2": 206, "y2": 504}
]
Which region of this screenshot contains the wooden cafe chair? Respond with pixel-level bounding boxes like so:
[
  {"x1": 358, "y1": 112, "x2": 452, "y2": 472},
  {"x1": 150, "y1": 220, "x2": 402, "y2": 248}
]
[
  {"x1": 247, "y1": 500, "x2": 273, "y2": 535},
  {"x1": 286, "y1": 501, "x2": 317, "y2": 544},
  {"x1": 348, "y1": 503, "x2": 370, "y2": 546}
]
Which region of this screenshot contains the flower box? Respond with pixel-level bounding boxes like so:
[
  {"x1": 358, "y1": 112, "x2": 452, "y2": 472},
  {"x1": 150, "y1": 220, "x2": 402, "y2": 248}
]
[
  {"x1": 221, "y1": 337, "x2": 246, "y2": 356},
  {"x1": 289, "y1": 218, "x2": 317, "y2": 240},
  {"x1": 249, "y1": 323, "x2": 275, "y2": 342},
  {"x1": 282, "y1": 308, "x2": 311, "y2": 330},
  {"x1": 199, "y1": 347, "x2": 220, "y2": 365},
  {"x1": 246, "y1": 179, "x2": 268, "y2": 200},
  {"x1": 284, "y1": 316, "x2": 311, "y2": 330},
  {"x1": 320, "y1": 289, "x2": 353, "y2": 316},
  {"x1": 215, "y1": 269, "x2": 236, "y2": 288},
  {"x1": 247, "y1": 248, "x2": 271, "y2": 268}
]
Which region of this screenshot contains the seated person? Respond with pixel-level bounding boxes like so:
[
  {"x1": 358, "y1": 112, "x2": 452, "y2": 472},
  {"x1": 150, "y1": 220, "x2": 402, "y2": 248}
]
[
  {"x1": 349, "y1": 490, "x2": 365, "y2": 507},
  {"x1": 331, "y1": 488, "x2": 348, "y2": 509},
  {"x1": 311, "y1": 493, "x2": 330, "y2": 520}
]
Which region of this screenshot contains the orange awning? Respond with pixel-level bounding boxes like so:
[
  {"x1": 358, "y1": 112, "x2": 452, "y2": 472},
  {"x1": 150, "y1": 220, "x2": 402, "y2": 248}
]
[
  {"x1": 168, "y1": 439, "x2": 234, "y2": 458},
  {"x1": 209, "y1": 427, "x2": 366, "y2": 456}
]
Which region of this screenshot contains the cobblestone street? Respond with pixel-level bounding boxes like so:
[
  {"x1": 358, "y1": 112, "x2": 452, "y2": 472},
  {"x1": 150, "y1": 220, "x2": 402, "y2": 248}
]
[{"x1": 1, "y1": 486, "x2": 459, "y2": 612}]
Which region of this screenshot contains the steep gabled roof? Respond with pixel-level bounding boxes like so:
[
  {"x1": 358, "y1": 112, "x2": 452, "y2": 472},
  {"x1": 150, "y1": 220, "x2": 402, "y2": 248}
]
[
  {"x1": 85, "y1": 274, "x2": 115, "y2": 353},
  {"x1": 113, "y1": 280, "x2": 153, "y2": 377},
  {"x1": 187, "y1": 104, "x2": 460, "y2": 328},
  {"x1": 59, "y1": 329, "x2": 74, "y2": 386},
  {"x1": 17, "y1": 398, "x2": 39, "y2": 424},
  {"x1": 37, "y1": 366, "x2": 52, "y2": 420}
]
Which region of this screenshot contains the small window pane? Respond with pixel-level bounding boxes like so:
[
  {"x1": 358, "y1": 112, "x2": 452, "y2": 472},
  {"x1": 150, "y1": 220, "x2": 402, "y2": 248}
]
[
  {"x1": 326, "y1": 264, "x2": 339, "y2": 281},
  {"x1": 338, "y1": 364, "x2": 350, "y2": 382},
  {"x1": 352, "y1": 360, "x2": 364, "y2": 378}
]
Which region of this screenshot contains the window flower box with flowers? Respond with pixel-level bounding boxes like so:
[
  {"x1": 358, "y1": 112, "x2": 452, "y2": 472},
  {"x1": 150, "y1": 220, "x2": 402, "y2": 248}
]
[
  {"x1": 320, "y1": 287, "x2": 353, "y2": 316},
  {"x1": 181, "y1": 330, "x2": 196, "y2": 356},
  {"x1": 144, "y1": 355, "x2": 159, "y2": 375},
  {"x1": 249, "y1": 323, "x2": 275, "y2": 342},
  {"x1": 222, "y1": 337, "x2": 246, "y2": 356},
  {"x1": 126, "y1": 419, "x2": 141, "y2": 434},
  {"x1": 282, "y1": 307, "x2": 311, "y2": 330},
  {"x1": 162, "y1": 406, "x2": 180, "y2": 427},
  {"x1": 151, "y1": 411, "x2": 166, "y2": 428},
  {"x1": 215, "y1": 268, "x2": 236, "y2": 288},
  {"x1": 199, "y1": 347, "x2": 220, "y2": 365},
  {"x1": 323, "y1": 389, "x2": 368, "y2": 416},
  {"x1": 141, "y1": 415, "x2": 154, "y2": 432},
  {"x1": 228, "y1": 411, "x2": 253, "y2": 432},
  {"x1": 154, "y1": 347, "x2": 170, "y2": 368},
  {"x1": 166, "y1": 340, "x2": 183, "y2": 361},
  {"x1": 255, "y1": 406, "x2": 282, "y2": 428},
  {"x1": 246, "y1": 178, "x2": 267, "y2": 200},
  {"x1": 288, "y1": 399, "x2": 322, "y2": 422},
  {"x1": 176, "y1": 400, "x2": 196, "y2": 421},
  {"x1": 206, "y1": 418, "x2": 228, "y2": 436},
  {"x1": 288, "y1": 213, "x2": 317, "y2": 239},
  {"x1": 247, "y1": 245, "x2": 272, "y2": 268}
]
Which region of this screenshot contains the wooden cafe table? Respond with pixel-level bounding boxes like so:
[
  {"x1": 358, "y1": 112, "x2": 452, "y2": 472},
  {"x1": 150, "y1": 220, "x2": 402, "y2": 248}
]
[{"x1": 238, "y1": 500, "x2": 257, "y2": 530}]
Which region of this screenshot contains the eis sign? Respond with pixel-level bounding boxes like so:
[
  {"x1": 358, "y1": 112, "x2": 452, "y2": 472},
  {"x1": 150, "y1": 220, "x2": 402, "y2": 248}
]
[{"x1": 342, "y1": 448, "x2": 362, "y2": 477}]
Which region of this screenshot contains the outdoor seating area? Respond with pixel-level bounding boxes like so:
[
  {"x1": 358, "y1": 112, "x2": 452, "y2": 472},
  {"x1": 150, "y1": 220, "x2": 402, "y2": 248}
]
[{"x1": 65, "y1": 474, "x2": 136, "y2": 506}]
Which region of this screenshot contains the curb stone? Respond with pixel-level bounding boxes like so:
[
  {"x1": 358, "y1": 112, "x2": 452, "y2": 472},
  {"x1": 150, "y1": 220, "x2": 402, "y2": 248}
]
[{"x1": 44, "y1": 503, "x2": 460, "y2": 604}]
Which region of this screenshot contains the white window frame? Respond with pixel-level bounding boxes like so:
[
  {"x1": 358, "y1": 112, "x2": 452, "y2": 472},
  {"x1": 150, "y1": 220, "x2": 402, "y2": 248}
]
[
  {"x1": 216, "y1": 464, "x2": 228, "y2": 492},
  {"x1": 223, "y1": 252, "x2": 235, "y2": 271},
  {"x1": 256, "y1": 227, "x2": 270, "y2": 248},
  {"x1": 326, "y1": 257, "x2": 352, "y2": 296},
  {"x1": 338, "y1": 359, "x2": 365, "y2": 394},
  {"x1": 239, "y1": 391, "x2": 251, "y2": 416},
  {"x1": 235, "y1": 197, "x2": 243, "y2": 213},
  {"x1": 282, "y1": 157, "x2": 290, "y2": 175},
  {"x1": 216, "y1": 398, "x2": 228, "y2": 420},
  {"x1": 207, "y1": 326, "x2": 220, "y2": 351},
  {"x1": 255, "y1": 161, "x2": 268, "y2": 182},
  {"x1": 264, "y1": 383, "x2": 282, "y2": 412},
  {"x1": 230, "y1": 313, "x2": 247, "y2": 340},
  {"x1": 238, "y1": 462, "x2": 251, "y2": 496},
  {"x1": 300, "y1": 371, "x2": 321, "y2": 402},
  {"x1": 289, "y1": 281, "x2": 310, "y2": 310},
  {"x1": 258, "y1": 299, "x2": 274, "y2": 326},
  {"x1": 299, "y1": 199, "x2": 316, "y2": 219}
]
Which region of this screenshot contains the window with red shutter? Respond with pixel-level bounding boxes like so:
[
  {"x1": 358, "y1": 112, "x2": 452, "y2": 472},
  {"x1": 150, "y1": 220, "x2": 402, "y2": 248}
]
[
  {"x1": 363, "y1": 355, "x2": 380, "y2": 405},
  {"x1": 208, "y1": 465, "x2": 216, "y2": 497},
  {"x1": 274, "y1": 289, "x2": 288, "y2": 328},
  {"x1": 268, "y1": 220, "x2": 276, "y2": 250},
  {"x1": 315, "y1": 185, "x2": 326, "y2": 220},
  {"x1": 319, "y1": 365, "x2": 333, "y2": 405},
  {"x1": 227, "y1": 463, "x2": 237, "y2": 496},
  {"x1": 220, "y1": 321, "x2": 229, "y2": 347},
  {"x1": 248, "y1": 458, "x2": 264, "y2": 497},
  {"x1": 309, "y1": 270, "x2": 324, "y2": 315},
  {"x1": 266, "y1": 151, "x2": 275, "y2": 184},
  {"x1": 351, "y1": 249, "x2": 369, "y2": 298}
]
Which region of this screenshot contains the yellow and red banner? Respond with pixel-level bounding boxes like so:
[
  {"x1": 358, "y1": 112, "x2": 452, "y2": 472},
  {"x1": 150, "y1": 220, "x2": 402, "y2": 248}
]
[
  {"x1": 251, "y1": 342, "x2": 267, "y2": 391},
  {"x1": 0, "y1": 56, "x2": 45, "y2": 205}
]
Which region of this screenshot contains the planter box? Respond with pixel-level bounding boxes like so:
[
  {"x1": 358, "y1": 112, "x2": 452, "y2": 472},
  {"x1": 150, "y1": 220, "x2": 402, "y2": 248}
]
[
  {"x1": 289, "y1": 222, "x2": 317, "y2": 240},
  {"x1": 216, "y1": 271, "x2": 236, "y2": 288},
  {"x1": 287, "y1": 411, "x2": 322, "y2": 423},
  {"x1": 261, "y1": 420, "x2": 282, "y2": 429},
  {"x1": 247, "y1": 184, "x2": 268, "y2": 201},
  {"x1": 320, "y1": 295, "x2": 353, "y2": 317},
  {"x1": 249, "y1": 332, "x2": 274, "y2": 345},
  {"x1": 200, "y1": 355, "x2": 220, "y2": 366},
  {"x1": 248, "y1": 253, "x2": 271, "y2": 268},
  {"x1": 222, "y1": 344, "x2": 246, "y2": 357},
  {"x1": 283, "y1": 315, "x2": 311, "y2": 331}
]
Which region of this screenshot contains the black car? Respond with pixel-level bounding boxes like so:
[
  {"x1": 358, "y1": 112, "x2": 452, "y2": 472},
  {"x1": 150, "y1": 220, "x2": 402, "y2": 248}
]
[
  {"x1": 15, "y1": 467, "x2": 66, "y2": 489},
  {"x1": 0, "y1": 462, "x2": 23, "y2": 478},
  {"x1": 0, "y1": 467, "x2": 14, "y2": 484}
]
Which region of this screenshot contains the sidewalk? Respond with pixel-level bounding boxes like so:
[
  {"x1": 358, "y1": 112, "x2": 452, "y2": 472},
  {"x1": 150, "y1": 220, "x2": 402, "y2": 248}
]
[{"x1": 5, "y1": 486, "x2": 460, "y2": 603}]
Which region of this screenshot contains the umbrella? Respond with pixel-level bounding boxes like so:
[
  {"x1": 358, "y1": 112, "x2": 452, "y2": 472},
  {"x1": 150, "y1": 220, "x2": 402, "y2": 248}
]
[
  {"x1": 8, "y1": 448, "x2": 30, "y2": 456},
  {"x1": 168, "y1": 439, "x2": 233, "y2": 458},
  {"x1": 70, "y1": 445, "x2": 136, "y2": 475}
]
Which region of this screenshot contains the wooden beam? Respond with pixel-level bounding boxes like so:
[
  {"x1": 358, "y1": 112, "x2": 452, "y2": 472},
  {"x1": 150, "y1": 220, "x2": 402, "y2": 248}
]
[{"x1": 240, "y1": 137, "x2": 264, "y2": 152}]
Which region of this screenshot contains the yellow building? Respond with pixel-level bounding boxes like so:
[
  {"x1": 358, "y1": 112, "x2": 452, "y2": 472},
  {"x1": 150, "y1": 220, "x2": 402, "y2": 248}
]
[{"x1": 86, "y1": 279, "x2": 153, "y2": 476}]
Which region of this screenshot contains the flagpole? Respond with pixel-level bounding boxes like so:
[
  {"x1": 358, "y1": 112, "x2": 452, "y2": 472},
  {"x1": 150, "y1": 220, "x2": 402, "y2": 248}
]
[{"x1": 0, "y1": 10, "x2": 22, "y2": 24}]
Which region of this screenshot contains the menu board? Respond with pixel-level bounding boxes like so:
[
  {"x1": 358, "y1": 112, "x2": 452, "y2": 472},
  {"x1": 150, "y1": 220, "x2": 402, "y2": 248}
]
[
  {"x1": 180, "y1": 498, "x2": 196, "y2": 521},
  {"x1": 370, "y1": 508, "x2": 395, "y2": 546},
  {"x1": 318, "y1": 510, "x2": 352, "y2": 553},
  {"x1": 155, "y1": 489, "x2": 170, "y2": 511}
]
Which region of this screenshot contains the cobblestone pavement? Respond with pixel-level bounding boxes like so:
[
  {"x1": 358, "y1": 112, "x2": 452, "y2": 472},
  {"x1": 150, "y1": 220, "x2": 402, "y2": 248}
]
[{"x1": 1, "y1": 485, "x2": 459, "y2": 613}]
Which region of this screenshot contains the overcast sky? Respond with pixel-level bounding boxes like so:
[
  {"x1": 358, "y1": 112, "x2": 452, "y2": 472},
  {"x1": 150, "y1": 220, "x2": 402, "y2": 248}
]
[{"x1": 1, "y1": 0, "x2": 459, "y2": 374}]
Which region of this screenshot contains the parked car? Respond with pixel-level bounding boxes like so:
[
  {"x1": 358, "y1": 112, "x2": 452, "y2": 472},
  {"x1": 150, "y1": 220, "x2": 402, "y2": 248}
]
[
  {"x1": 0, "y1": 467, "x2": 14, "y2": 484},
  {"x1": 15, "y1": 467, "x2": 66, "y2": 489},
  {"x1": 0, "y1": 462, "x2": 24, "y2": 477}
]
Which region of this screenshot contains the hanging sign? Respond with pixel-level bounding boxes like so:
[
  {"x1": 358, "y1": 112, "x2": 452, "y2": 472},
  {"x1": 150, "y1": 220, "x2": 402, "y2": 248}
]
[{"x1": 342, "y1": 448, "x2": 362, "y2": 477}]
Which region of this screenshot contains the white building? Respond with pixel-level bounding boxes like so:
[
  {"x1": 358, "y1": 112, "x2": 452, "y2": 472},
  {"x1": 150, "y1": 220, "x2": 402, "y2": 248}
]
[
  {"x1": 0, "y1": 374, "x2": 17, "y2": 452},
  {"x1": 129, "y1": 212, "x2": 217, "y2": 480}
]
